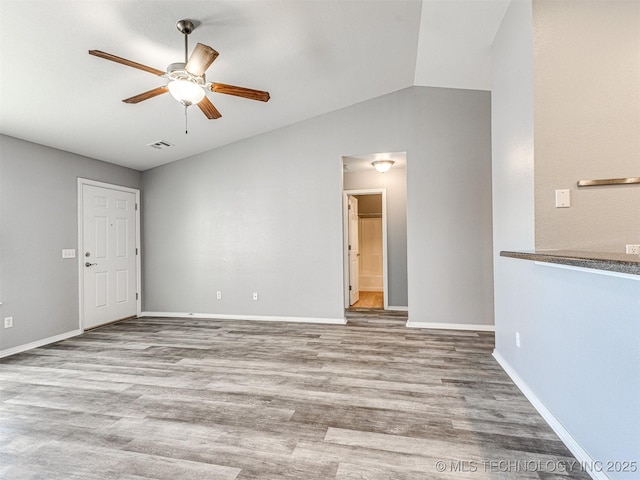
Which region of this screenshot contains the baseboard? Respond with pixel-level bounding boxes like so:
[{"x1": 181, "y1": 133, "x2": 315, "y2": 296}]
[
  {"x1": 405, "y1": 321, "x2": 494, "y2": 332},
  {"x1": 387, "y1": 306, "x2": 408, "y2": 312},
  {"x1": 492, "y1": 349, "x2": 608, "y2": 480},
  {"x1": 0, "y1": 329, "x2": 82, "y2": 359},
  {"x1": 141, "y1": 311, "x2": 347, "y2": 325}
]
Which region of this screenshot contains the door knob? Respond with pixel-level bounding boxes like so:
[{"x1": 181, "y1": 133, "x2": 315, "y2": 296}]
[{"x1": 85, "y1": 262, "x2": 97, "y2": 267}]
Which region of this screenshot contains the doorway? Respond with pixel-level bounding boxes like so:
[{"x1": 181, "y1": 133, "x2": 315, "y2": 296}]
[
  {"x1": 77, "y1": 179, "x2": 141, "y2": 330},
  {"x1": 343, "y1": 189, "x2": 388, "y2": 310},
  {"x1": 342, "y1": 151, "x2": 408, "y2": 312}
]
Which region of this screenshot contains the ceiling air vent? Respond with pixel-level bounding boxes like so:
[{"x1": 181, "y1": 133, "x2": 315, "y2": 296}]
[{"x1": 147, "y1": 140, "x2": 173, "y2": 150}]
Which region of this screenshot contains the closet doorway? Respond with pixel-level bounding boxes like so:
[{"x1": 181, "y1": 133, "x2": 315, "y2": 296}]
[{"x1": 343, "y1": 189, "x2": 387, "y2": 310}]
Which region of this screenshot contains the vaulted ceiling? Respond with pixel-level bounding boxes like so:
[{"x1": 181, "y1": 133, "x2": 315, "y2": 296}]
[{"x1": 0, "y1": 0, "x2": 509, "y2": 171}]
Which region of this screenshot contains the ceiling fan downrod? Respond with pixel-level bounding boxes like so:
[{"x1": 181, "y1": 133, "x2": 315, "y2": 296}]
[
  {"x1": 176, "y1": 19, "x2": 196, "y2": 134},
  {"x1": 176, "y1": 19, "x2": 195, "y2": 63}
]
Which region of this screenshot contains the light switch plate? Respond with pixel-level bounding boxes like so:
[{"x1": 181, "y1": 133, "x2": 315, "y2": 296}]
[
  {"x1": 62, "y1": 249, "x2": 76, "y2": 258},
  {"x1": 555, "y1": 189, "x2": 570, "y2": 208}
]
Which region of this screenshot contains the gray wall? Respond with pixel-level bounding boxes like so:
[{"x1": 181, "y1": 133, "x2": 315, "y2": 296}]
[
  {"x1": 492, "y1": 1, "x2": 639, "y2": 474},
  {"x1": 142, "y1": 86, "x2": 494, "y2": 326},
  {"x1": 344, "y1": 168, "x2": 407, "y2": 307},
  {"x1": 533, "y1": 0, "x2": 640, "y2": 252},
  {"x1": 0, "y1": 134, "x2": 141, "y2": 352},
  {"x1": 406, "y1": 89, "x2": 494, "y2": 326}
]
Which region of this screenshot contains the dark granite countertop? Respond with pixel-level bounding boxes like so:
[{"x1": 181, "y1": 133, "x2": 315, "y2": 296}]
[{"x1": 500, "y1": 250, "x2": 640, "y2": 276}]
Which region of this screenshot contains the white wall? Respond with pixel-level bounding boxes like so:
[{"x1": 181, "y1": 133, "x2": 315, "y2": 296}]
[
  {"x1": 0, "y1": 135, "x2": 141, "y2": 353},
  {"x1": 142, "y1": 86, "x2": 494, "y2": 326},
  {"x1": 492, "y1": 2, "x2": 640, "y2": 476},
  {"x1": 492, "y1": 0, "x2": 536, "y2": 353},
  {"x1": 533, "y1": 0, "x2": 640, "y2": 252}
]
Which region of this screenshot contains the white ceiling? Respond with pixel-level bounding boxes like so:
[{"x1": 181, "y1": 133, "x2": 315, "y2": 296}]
[
  {"x1": 0, "y1": 0, "x2": 509, "y2": 171},
  {"x1": 414, "y1": 0, "x2": 510, "y2": 90}
]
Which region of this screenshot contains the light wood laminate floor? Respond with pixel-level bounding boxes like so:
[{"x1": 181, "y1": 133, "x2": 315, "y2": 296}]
[
  {"x1": 350, "y1": 291, "x2": 384, "y2": 309},
  {"x1": 0, "y1": 312, "x2": 590, "y2": 479}
]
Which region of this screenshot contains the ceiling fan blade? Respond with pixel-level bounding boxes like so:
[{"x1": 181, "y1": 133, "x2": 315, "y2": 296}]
[
  {"x1": 122, "y1": 86, "x2": 169, "y2": 104},
  {"x1": 89, "y1": 50, "x2": 165, "y2": 77},
  {"x1": 210, "y1": 83, "x2": 270, "y2": 102},
  {"x1": 197, "y1": 96, "x2": 222, "y2": 119},
  {"x1": 185, "y1": 43, "x2": 219, "y2": 77}
]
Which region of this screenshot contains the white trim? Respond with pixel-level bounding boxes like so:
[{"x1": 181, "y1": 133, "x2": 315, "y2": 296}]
[
  {"x1": 343, "y1": 188, "x2": 389, "y2": 310},
  {"x1": 493, "y1": 349, "x2": 608, "y2": 480},
  {"x1": 0, "y1": 329, "x2": 82, "y2": 359},
  {"x1": 387, "y1": 305, "x2": 408, "y2": 312},
  {"x1": 141, "y1": 312, "x2": 347, "y2": 325},
  {"x1": 406, "y1": 321, "x2": 495, "y2": 332},
  {"x1": 534, "y1": 261, "x2": 639, "y2": 281},
  {"x1": 77, "y1": 179, "x2": 142, "y2": 332}
]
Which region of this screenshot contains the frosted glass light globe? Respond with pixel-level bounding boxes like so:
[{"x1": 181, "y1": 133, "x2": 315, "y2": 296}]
[{"x1": 168, "y1": 80, "x2": 205, "y2": 106}]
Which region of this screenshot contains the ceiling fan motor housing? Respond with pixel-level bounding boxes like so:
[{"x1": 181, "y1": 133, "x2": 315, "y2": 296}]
[{"x1": 167, "y1": 62, "x2": 206, "y2": 85}]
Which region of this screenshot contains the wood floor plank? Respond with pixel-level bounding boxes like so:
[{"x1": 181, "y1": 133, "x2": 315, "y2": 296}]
[{"x1": 0, "y1": 312, "x2": 591, "y2": 479}]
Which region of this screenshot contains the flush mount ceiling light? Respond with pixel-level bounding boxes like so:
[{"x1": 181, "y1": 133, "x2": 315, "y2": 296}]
[
  {"x1": 372, "y1": 160, "x2": 395, "y2": 173},
  {"x1": 89, "y1": 19, "x2": 270, "y2": 133}
]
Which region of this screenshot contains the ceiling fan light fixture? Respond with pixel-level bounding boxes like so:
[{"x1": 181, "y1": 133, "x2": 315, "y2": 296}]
[
  {"x1": 168, "y1": 79, "x2": 205, "y2": 106},
  {"x1": 89, "y1": 18, "x2": 270, "y2": 126},
  {"x1": 372, "y1": 160, "x2": 394, "y2": 173}
]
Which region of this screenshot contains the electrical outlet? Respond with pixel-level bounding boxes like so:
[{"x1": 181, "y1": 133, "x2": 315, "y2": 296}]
[
  {"x1": 4, "y1": 316, "x2": 13, "y2": 328},
  {"x1": 515, "y1": 332, "x2": 520, "y2": 348},
  {"x1": 252, "y1": 292, "x2": 258, "y2": 301},
  {"x1": 626, "y1": 245, "x2": 640, "y2": 255},
  {"x1": 216, "y1": 291, "x2": 222, "y2": 299}
]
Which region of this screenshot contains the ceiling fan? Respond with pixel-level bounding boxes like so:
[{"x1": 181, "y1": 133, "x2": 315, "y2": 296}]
[{"x1": 89, "y1": 19, "x2": 270, "y2": 130}]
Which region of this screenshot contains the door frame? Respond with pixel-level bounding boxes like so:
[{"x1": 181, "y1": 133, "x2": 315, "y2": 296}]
[
  {"x1": 343, "y1": 188, "x2": 388, "y2": 310},
  {"x1": 77, "y1": 178, "x2": 142, "y2": 331}
]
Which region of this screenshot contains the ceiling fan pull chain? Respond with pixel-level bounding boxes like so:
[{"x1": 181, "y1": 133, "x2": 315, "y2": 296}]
[{"x1": 185, "y1": 105, "x2": 189, "y2": 134}]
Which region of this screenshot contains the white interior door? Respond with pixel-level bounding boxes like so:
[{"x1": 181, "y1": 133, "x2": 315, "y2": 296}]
[
  {"x1": 348, "y1": 195, "x2": 360, "y2": 305},
  {"x1": 82, "y1": 183, "x2": 137, "y2": 329}
]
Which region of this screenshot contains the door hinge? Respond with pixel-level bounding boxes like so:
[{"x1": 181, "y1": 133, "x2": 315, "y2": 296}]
[
  {"x1": 136, "y1": 248, "x2": 138, "y2": 255},
  {"x1": 135, "y1": 203, "x2": 138, "y2": 211},
  {"x1": 349, "y1": 285, "x2": 352, "y2": 291},
  {"x1": 348, "y1": 204, "x2": 351, "y2": 210},
  {"x1": 136, "y1": 293, "x2": 139, "y2": 300},
  {"x1": 348, "y1": 245, "x2": 351, "y2": 251}
]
